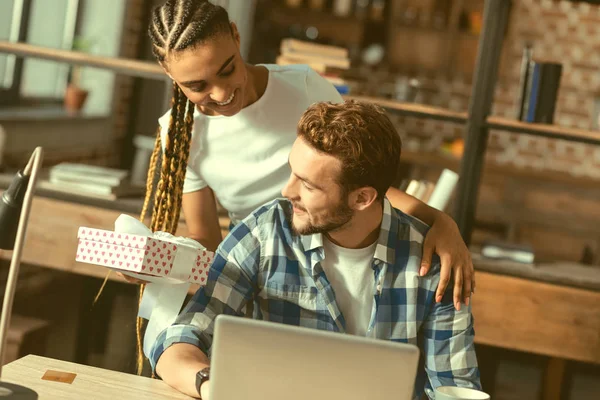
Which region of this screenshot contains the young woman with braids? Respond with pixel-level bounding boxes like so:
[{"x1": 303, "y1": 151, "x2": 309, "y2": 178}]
[{"x1": 142, "y1": 0, "x2": 474, "y2": 306}]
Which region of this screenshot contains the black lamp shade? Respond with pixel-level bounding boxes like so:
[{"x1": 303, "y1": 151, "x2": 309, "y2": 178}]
[{"x1": 0, "y1": 171, "x2": 30, "y2": 250}]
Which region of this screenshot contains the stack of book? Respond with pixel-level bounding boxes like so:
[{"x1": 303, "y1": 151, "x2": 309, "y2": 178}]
[
  {"x1": 516, "y1": 49, "x2": 563, "y2": 124},
  {"x1": 276, "y1": 39, "x2": 351, "y2": 94},
  {"x1": 401, "y1": 179, "x2": 436, "y2": 203},
  {"x1": 276, "y1": 38, "x2": 351, "y2": 73},
  {"x1": 399, "y1": 169, "x2": 459, "y2": 212},
  {"x1": 39, "y1": 163, "x2": 144, "y2": 200}
]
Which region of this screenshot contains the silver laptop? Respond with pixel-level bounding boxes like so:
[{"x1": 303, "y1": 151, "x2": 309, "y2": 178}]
[{"x1": 211, "y1": 315, "x2": 420, "y2": 400}]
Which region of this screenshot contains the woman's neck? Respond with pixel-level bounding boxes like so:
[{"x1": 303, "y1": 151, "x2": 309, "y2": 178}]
[
  {"x1": 196, "y1": 64, "x2": 268, "y2": 116},
  {"x1": 243, "y1": 64, "x2": 268, "y2": 108}
]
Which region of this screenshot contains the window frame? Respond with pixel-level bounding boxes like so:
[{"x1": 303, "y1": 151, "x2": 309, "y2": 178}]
[{"x1": 0, "y1": 0, "x2": 81, "y2": 106}]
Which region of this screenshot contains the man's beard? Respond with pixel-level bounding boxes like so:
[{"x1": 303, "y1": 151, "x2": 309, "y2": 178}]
[{"x1": 291, "y1": 201, "x2": 354, "y2": 236}]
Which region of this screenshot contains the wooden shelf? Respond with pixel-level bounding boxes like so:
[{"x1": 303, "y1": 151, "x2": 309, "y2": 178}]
[
  {"x1": 346, "y1": 95, "x2": 600, "y2": 145},
  {"x1": 458, "y1": 31, "x2": 481, "y2": 39},
  {"x1": 400, "y1": 149, "x2": 600, "y2": 188},
  {"x1": 0, "y1": 41, "x2": 164, "y2": 80},
  {"x1": 401, "y1": 150, "x2": 461, "y2": 170},
  {"x1": 343, "y1": 95, "x2": 468, "y2": 123},
  {"x1": 487, "y1": 116, "x2": 600, "y2": 145},
  {"x1": 393, "y1": 22, "x2": 450, "y2": 33}
]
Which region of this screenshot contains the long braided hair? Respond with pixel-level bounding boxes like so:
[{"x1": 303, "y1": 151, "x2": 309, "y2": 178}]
[{"x1": 135, "y1": 0, "x2": 232, "y2": 374}]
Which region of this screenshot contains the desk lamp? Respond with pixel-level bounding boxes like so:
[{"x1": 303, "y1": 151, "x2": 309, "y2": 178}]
[{"x1": 0, "y1": 147, "x2": 43, "y2": 399}]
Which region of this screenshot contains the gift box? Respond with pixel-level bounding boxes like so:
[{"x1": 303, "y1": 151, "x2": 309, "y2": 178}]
[{"x1": 75, "y1": 227, "x2": 213, "y2": 284}]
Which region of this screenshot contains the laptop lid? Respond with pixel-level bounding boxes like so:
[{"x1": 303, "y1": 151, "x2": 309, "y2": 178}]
[{"x1": 211, "y1": 315, "x2": 420, "y2": 400}]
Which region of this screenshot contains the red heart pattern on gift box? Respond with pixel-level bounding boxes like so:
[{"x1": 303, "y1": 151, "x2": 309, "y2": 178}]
[
  {"x1": 78, "y1": 227, "x2": 156, "y2": 249},
  {"x1": 76, "y1": 227, "x2": 213, "y2": 284}
]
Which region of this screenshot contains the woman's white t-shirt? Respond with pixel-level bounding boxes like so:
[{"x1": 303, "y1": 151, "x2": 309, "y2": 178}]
[{"x1": 158, "y1": 64, "x2": 343, "y2": 224}]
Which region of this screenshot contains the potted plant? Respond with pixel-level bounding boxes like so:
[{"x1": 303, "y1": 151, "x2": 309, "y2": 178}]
[{"x1": 64, "y1": 37, "x2": 95, "y2": 112}]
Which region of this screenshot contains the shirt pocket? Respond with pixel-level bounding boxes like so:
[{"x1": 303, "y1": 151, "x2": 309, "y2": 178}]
[{"x1": 262, "y1": 282, "x2": 320, "y2": 310}]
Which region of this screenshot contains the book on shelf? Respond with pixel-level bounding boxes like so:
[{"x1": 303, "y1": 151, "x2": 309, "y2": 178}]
[
  {"x1": 397, "y1": 179, "x2": 410, "y2": 192},
  {"x1": 42, "y1": 163, "x2": 144, "y2": 200},
  {"x1": 277, "y1": 38, "x2": 351, "y2": 71},
  {"x1": 402, "y1": 180, "x2": 434, "y2": 202},
  {"x1": 523, "y1": 62, "x2": 542, "y2": 123},
  {"x1": 280, "y1": 38, "x2": 349, "y2": 60},
  {"x1": 49, "y1": 163, "x2": 128, "y2": 187},
  {"x1": 404, "y1": 179, "x2": 421, "y2": 197},
  {"x1": 276, "y1": 55, "x2": 338, "y2": 74},
  {"x1": 400, "y1": 169, "x2": 458, "y2": 212},
  {"x1": 518, "y1": 60, "x2": 563, "y2": 124},
  {"x1": 420, "y1": 181, "x2": 436, "y2": 204},
  {"x1": 38, "y1": 180, "x2": 144, "y2": 200},
  {"x1": 276, "y1": 53, "x2": 350, "y2": 70},
  {"x1": 427, "y1": 169, "x2": 459, "y2": 212},
  {"x1": 413, "y1": 180, "x2": 431, "y2": 202},
  {"x1": 516, "y1": 45, "x2": 533, "y2": 121},
  {"x1": 532, "y1": 62, "x2": 562, "y2": 124}
]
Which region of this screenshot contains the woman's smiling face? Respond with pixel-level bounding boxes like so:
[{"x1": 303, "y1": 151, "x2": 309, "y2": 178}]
[{"x1": 163, "y1": 24, "x2": 248, "y2": 117}]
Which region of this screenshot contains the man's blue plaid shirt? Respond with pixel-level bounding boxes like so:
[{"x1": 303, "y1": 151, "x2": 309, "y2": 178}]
[{"x1": 150, "y1": 198, "x2": 480, "y2": 399}]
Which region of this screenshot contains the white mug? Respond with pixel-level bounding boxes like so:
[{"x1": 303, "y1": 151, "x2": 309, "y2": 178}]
[{"x1": 434, "y1": 386, "x2": 490, "y2": 400}]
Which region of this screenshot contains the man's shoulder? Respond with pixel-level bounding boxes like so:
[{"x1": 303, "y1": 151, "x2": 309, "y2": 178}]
[
  {"x1": 231, "y1": 198, "x2": 291, "y2": 236},
  {"x1": 386, "y1": 207, "x2": 441, "y2": 274},
  {"x1": 219, "y1": 199, "x2": 292, "y2": 257},
  {"x1": 390, "y1": 207, "x2": 431, "y2": 245}
]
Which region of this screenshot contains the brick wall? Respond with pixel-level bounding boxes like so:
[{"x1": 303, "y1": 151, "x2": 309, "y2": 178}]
[
  {"x1": 395, "y1": 0, "x2": 600, "y2": 180},
  {"x1": 491, "y1": 0, "x2": 600, "y2": 176},
  {"x1": 392, "y1": 0, "x2": 600, "y2": 263}
]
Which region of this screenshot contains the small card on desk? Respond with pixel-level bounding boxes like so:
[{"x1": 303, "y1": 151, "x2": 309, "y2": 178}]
[{"x1": 41, "y1": 370, "x2": 77, "y2": 384}]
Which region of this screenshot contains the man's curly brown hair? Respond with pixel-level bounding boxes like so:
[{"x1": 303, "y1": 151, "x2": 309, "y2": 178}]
[{"x1": 297, "y1": 99, "x2": 402, "y2": 200}]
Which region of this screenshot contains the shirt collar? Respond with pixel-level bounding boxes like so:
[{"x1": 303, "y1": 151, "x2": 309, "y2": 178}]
[
  {"x1": 300, "y1": 231, "x2": 323, "y2": 252},
  {"x1": 299, "y1": 198, "x2": 397, "y2": 266},
  {"x1": 374, "y1": 198, "x2": 396, "y2": 266}
]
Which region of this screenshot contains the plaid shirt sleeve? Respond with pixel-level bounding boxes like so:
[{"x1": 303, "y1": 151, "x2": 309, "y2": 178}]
[
  {"x1": 421, "y1": 264, "x2": 481, "y2": 396},
  {"x1": 148, "y1": 220, "x2": 261, "y2": 371}
]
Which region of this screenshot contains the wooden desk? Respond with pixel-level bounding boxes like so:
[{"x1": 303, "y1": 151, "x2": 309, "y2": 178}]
[
  {"x1": 2, "y1": 355, "x2": 191, "y2": 399},
  {"x1": 471, "y1": 268, "x2": 600, "y2": 400},
  {"x1": 472, "y1": 271, "x2": 600, "y2": 365}
]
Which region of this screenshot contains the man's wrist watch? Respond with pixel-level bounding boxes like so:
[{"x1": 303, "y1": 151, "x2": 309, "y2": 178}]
[{"x1": 195, "y1": 367, "x2": 210, "y2": 397}]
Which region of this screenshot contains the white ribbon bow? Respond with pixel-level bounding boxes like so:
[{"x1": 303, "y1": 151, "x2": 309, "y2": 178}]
[{"x1": 114, "y1": 214, "x2": 204, "y2": 358}]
